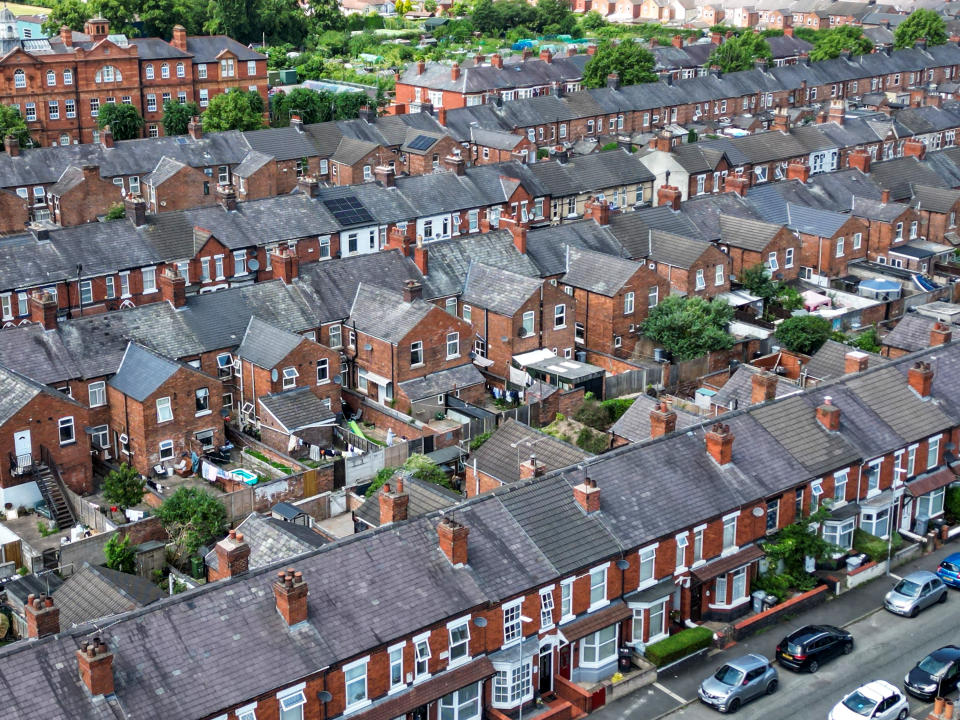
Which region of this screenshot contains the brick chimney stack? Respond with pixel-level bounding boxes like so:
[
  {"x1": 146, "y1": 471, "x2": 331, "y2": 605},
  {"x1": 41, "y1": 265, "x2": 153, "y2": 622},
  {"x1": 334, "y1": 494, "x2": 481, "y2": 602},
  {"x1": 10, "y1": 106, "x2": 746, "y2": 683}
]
[
  {"x1": 519, "y1": 454, "x2": 545, "y2": 480},
  {"x1": 100, "y1": 126, "x2": 114, "y2": 149},
  {"x1": 649, "y1": 401, "x2": 677, "y2": 438},
  {"x1": 297, "y1": 175, "x2": 319, "y2": 198},
  {"x1": 828, "y1": 99, "x2": 845, "y2": 125},
  {"x1": 171, "y1": 24, "x2": 188, "y2": 51},
  {"x1": 847, "y1": 148, "x2": 870, "y2": 174},
  {"x1": 271, "y1": 248, "x2": 299, "y2": 284},
  {"x1": 772, "y1": 108, "x2": 790, "y2": 133},
  {"x1": 651, "y1": 129, "x2": 673, "y2": 153},
  {"x1": 24, "y1": 594, "x2": 60, "y2": 639},
  {"x1": 212, "y1": 529, "x2": 250, "y2": 580},
  {"x1": 540, "y1": 48, "x2": 553, "y2": 63},
  {"x1": 60, "y1": 25, "x2": 73, "y2": 47},
  {"x1": 379, "y1": 480, "x2": 409, "y2": 524},
  {"x1": 816, "y1": 396, "x2": 841, "y2": 431},
  {"x1": 4, "y1": 134, "x2": 20, "y2": 156},
  {"x1": 451, "y1": 61, "x2": 460, "y2": 81},
  {"x1": 657, "y1": 185, "x2": 682, "y2": 211},
  {"x1": 512, "y1": 223, "x2": 528, "y2": 254},
  {"x1": 908, "y1": 360, "x2": 934, "y2": 398},
  {"x1": 187, "y1": 116, "x2": 202, "y2": 139},
  {"x1": 786, "y1": 159, "x2": 810, "y2": 183},
  {"x1": 158, "y1": 268, "x2": 186, "y2": 308},
  {"x1": 414, "y1": 239, "x2": 428, "y2": 275},
  {"x1": 844, "y1": 350, "x2": 869, "y2": 374},
  {"x1": 902, "y1": 138, "x2": 927, "y2": 160},
  {"x1": 724, "y1": 174, "x2": 749, "y2": 197},
  {"x1": 931, "y1": 321, "x2": 952, "y2": 346},
  {"x1": 750, "y1": 371, "x2": 778, "y2": 404},
  {"x1": 217, "y1": 184, "x2": 237, "y2": 211},
  {"x1": 706, "y1": 423, "x2": 734, "y2": 465},
  {"x1": 30, "y1": 290, "x2": 58, "y2": 330},
  {"x1": 402, "y1": 279, "x2": 423, "y2": 302},
  {"x1": 273, "y1": 568, "x2": 309, "y2": 626},
  {"x1": 585, "y1": 197, "x2": 611, "y2": 226},
  {"x1": 416, "y1": 59, "x2": 425, "y2": 75},
  {"x1": 607, "y1": 72, "x2": 620, "y2": 90},
  {"x1": 76, "y1": 638, "x2": 114, "y2": 697},
  {"x1": 438, "y1": 517, "x2": 469, "y2": 566},
  {"x1": 573, "y1": 477, "x2": 600, "y2": 513},
  {"x1": 672, "y1": 34, "x2": 683, "y2": 48},
  {"x1": 491, "y1": 53, "x2": 503, "y2": 69},
  {"x1": 374, "y1": 165, "x2": 395, "y2": 187},
  {"x1": 124, "y1": 193, "x2": 147, "y2": 226}
]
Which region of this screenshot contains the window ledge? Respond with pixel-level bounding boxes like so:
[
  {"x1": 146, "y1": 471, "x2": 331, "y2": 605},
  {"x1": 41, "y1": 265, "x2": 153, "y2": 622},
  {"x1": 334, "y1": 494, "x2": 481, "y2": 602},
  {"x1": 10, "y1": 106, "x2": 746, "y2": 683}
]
[
  {"x1": 720, "y1": 546, "x2": 740, "y2": 558},
  {"x1": 387, "y1": 685, "x2": 407, "y2": 696},
  {"x1": 195, "y1": 410, "x2": 212, "y2": 417},
  {"x1": 410, "y1": 362, "x2": 424, "y2": 369},
  {"x1": 708, "y1": 595, "x2": 751, "y2": 611},
  {"x1": 446, "y1": 354, "x2": 461, "y2": 361},
  {"x1": 317, "y1": 379, "x2": 330, "y2": 386},
  {"x1": 59, "y1": 440, "x2": 76, "y2": 447},
  {"x1": 343, "y1": 699, "x2": 372, "y2": 716}
]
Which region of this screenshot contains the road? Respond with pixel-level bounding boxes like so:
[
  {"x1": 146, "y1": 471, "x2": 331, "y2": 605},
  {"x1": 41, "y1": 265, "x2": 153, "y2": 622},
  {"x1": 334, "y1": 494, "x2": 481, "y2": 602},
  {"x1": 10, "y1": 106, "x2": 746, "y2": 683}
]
[{"x1": 593, "y1": 546, "x2": 960, "y2": 720}]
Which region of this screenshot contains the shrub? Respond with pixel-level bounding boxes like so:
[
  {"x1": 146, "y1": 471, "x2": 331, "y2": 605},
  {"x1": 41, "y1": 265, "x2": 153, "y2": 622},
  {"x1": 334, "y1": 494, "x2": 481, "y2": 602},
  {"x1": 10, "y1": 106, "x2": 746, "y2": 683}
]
[
  {"x1": 469, "y1": 431, "x2": 492, "y2": 451},
  {"x1": 601, "y1": 397, "x2": 634, "y2": 423},
  {"x1": 853, "y1": 528, "x2": 903, "y2": 563},
  {"x1": 576, "y1": 427, "x2": 609, "y2": 454},
  {"x1": 644, "y1": 626, "x2": 714, "y2": 666},
  {"x1": 945, "y1": 485, "x2": 960, "y2": 524}
]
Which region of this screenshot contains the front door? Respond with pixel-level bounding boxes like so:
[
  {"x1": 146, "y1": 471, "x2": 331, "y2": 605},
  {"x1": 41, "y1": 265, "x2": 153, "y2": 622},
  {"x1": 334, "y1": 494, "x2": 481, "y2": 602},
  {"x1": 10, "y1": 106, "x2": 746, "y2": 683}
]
[
  {"x1": 411, "y1": 704, "x2": 429, "y2": 720},
  {"x1": 558, "y1": 643, "x2": 571, "y2": 680},
  {"x1": 689, "y1": 583, "x2": 703, "y2": 622},
  {"x1": 539, "y1": 647, "x2": 553, "y2": 694},
  {"x1": 13, "y1": 430, "x2": 31, "y2": 470}
]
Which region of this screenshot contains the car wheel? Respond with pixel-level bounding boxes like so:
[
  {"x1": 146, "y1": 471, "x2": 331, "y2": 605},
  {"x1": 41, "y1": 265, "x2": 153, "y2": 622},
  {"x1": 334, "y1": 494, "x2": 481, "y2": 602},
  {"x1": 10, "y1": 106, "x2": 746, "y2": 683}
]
[
  {"x1": 766, "y1": 680, "x2": 778, "y2": 695},
  {"x1": 808, "y1": 660, "x2": 819, "y2": 673},
  {"x1": 897, "y1": 709, "x2": 908, "y2": 720},
  {"x1": 726, "y1": 698, "x2": 740, "y2": 714},
  {"x1": 910, "y1": 606, "x2": 919, "y2": 618},
  {"x1": 843, "y1": 642, "x2": 853, "y2": 655},
  {"x1": 939, "y1": 590, "x2": 948, "y2": 604}
]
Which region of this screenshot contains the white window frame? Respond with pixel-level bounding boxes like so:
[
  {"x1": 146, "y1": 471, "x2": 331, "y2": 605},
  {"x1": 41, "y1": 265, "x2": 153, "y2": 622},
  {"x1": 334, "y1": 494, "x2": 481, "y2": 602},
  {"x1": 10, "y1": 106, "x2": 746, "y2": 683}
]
[
  {"x1": 785, "y1": 247, "x2": 795, "y2": 268},
  {"x1": 823, "y1": 517, "x2": 855, "y2": 550},
  {"x1": 675, "y1": 532, "x2": 688, "y2": 572},
  {"x1": 624, "y1": 291, "x2": 635, "y2": 315},
  {"x1": 638, "y1": 543, "x2": 657, "y2": 588},
  {"x1": 721, "y1": 511, "x2": 739, "y2": 555},
  {"x1": 579, "y1": 625, "x2": 618, "y2": 669},
  {"x1": 388, "y1": 641, "x2": 406, "y2": 693},
  {"x1": 446, "y1": 332, "x2": 460, "y2": 359},
  {"x1": 692, "y1": 524, "x2": 706, "y2": 566},
  {"x1": 502, "y1": 600, "x2": 523, "y2": 645},
  {"x1": 917, "y1": 487, "x2": 946, "y2": 519},
  {"x1": 159, "y1": 440, "x2": 175, "y2": 461},
  {"x1": 342, "y1": 656, "x2": 370, "y2": 713},
  {"x1": 282, "y1": 367, "x2": 299, "y2": 390},
  {"x1": 833, "y1": 469, "x2": 848, "y2": 503},
  {"x1": 277, "y1": 683, "x2": 306, "y2": 720},
  {"x1": 589, "y1": 563, "x2": 609, "y2": 610},
  {"x1": 539, "y1": 585, "x2": 555, "y2": 629},
  {"x1": 695, "y1": 269, "x2": 705, "y2": 290},
  {"x1": 492, "y1": 658, "x2": 533, "y2": 708},
  {"x1": 88, "y1": 380, "x2": 106, "y2": 407},
  {"x1": 866, "y1": 459, "x2": 882, "y2": 497},
  {"x1": 447, "y1": 617, "x2": 471, "y2": 667},
  {"x1": 554, "y1": 304, "x2": 566, "y2": 328},
  {"x1": 58, "y1": 416, "x2": 75, "y2": 445},
  {"x1": 715, "y1": 264, "x2": 724, "y2": 286},
  {"x1": 927, "y1": 434, "x2": 942, "y2": 470},
  {"x1": 413, "y1": 632, "x2": 432, "y2": 682},
  {"x1": 560, "y1": 579, "x2": 574, "y2": 622},
  {"x1": 156, "y1": 396, "x2": 173, "y2": 423}
]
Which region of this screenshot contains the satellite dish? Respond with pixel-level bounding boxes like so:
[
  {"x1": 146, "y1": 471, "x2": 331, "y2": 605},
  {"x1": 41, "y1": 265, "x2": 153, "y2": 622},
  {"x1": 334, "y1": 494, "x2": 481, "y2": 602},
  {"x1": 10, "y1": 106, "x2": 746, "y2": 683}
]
[
  {"x1": 271, "y1": 369, "x2": 279, "y2": 382},
  {"x1": 752, "y1": 506, "x2": 765, "y2": 518},
  {"x1": 333, "y1": 374, "x2": 343, "y2": 385},
  {"x1": 473, "y1": 616, "x2": 488, "y2": 628},
  {"x1": 248, "y1": 259, "x2": 260, "y2": 272},
  {"x1": 616, "y1": 558, "x2": 630, "y2": 571},
  {"x1": 317, "y1": 691, "x2": 333, "y2": 703}
]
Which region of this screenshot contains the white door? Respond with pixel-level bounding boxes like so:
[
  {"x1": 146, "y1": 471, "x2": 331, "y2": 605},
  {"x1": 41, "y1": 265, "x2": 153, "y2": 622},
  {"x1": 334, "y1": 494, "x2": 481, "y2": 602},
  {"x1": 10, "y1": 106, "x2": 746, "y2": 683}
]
[{"x1": 13, "y1": 430, "x2": 31, "y2": 468}]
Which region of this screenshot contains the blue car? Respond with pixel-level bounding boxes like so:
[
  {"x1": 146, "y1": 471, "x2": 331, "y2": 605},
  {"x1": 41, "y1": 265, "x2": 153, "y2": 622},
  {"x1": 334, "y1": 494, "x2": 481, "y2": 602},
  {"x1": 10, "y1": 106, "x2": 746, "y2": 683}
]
[{"x1": 937, "y1": 553, "x2": 960, "y2": 589}]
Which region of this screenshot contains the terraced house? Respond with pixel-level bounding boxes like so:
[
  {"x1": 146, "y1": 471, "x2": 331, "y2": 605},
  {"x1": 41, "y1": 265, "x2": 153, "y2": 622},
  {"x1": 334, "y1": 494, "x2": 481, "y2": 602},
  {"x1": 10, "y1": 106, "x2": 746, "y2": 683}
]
[{"x1": 3, "y1": 335, "x2": 960, "y2": 720}]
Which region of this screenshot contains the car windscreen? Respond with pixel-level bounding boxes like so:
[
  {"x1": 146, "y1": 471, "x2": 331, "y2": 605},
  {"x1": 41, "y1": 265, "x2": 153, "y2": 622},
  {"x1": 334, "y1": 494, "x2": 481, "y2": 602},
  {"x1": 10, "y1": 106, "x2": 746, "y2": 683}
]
[
  {"x1": 894, "y1": 579, "x2": 921, "y2": 596},
  {"x1": 942, "y1": 561, "x2": 960, "y2": 573},
  {"x1": 918, "y1": 655, "x2": 951, "y2": 677},
  {"x1": 842, "y1": 691, "x2": 877, "y2": 717},
  {"x1": 713, "y1": 665, "x2": 744, "y2": 686}
]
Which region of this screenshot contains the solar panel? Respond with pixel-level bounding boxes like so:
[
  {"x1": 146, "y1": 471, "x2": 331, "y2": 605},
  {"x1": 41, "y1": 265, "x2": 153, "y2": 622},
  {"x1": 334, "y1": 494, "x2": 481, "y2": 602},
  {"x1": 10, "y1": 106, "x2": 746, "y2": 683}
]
[
  {"x1": 323, "y1": 196, "x2": 374, "y2": 226},
  {"x1": 407, "y1": 134, "x2": 436, "y2": 152},
  {"x1": 175, "y1": 137, "x2": 188, "y2": 145}
]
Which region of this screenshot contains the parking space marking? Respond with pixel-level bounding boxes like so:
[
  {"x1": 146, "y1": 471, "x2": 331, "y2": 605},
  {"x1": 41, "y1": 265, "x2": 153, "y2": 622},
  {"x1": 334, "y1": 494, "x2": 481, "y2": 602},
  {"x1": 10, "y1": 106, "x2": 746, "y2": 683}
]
[{"x1": 653, "y1": 682, "x2": 687, "y2": 704}]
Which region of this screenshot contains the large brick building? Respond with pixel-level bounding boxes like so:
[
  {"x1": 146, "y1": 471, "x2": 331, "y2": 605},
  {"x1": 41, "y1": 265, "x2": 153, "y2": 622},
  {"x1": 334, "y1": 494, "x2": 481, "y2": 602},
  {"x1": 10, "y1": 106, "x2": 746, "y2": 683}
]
[{"x1": 0, "y1": 17, "x2": 266, "y2": 146}]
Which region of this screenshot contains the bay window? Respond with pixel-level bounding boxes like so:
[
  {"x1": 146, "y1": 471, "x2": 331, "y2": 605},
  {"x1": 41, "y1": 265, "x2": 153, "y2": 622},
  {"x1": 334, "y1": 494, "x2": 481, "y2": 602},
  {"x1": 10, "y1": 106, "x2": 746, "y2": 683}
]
[
  {"x1": 917, "y1": 487, "x2": 946, "y2": 518},
  {"x1": 580, "y1": 625, "x2": 617, "y2": 667},
  {"x1": 440, "y1": 682, "x2": 481, "y2": 720},
  {"x1": 492, "y1": 661, "x2": 532, "y2": 707},
  {"x1": 861, "y1": 505, "x2": 891, "y2": 539},
  {"x1": 823, "y1": 518, "x2": 855, "y2": 550}
]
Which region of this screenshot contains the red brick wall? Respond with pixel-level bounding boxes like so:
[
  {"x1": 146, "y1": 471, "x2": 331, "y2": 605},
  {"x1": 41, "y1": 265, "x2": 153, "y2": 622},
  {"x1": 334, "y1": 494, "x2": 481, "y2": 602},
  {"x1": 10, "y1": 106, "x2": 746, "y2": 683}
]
[
  {"x1": 147, "y1": 164, "x2": 217, "y2": 213},
  {"x1": 0, "y1": 188, "x2": 29, "y2": 234},
  {"x1": 52, "y1": 167, "x2": 123, "y2": 226}
]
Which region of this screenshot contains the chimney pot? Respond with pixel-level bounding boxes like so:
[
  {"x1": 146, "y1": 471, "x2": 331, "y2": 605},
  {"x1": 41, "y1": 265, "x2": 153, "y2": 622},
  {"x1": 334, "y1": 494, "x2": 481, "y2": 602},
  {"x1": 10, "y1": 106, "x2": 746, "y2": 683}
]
[
  {"x1": 816, "y1": 396, "x2": 841, "y2": 431},
  {"x1": 379, "y1": 478, "x2": 409, "y2": 524},
  {"x1": 211, "y1": 529, "x2": 250, "y2": 580},
  {"x1": 649, "y1": 401, "x2": 677, "y2": 438},
  {"x1": 931, "y1": 321, "x2": 952, "y2": 347},
  {"x1": 573, "y1": 478, "x2": 601, "y2": 513},
  {"x1": 438, "y1": 517, "x2": 469, "y2": 565},
  {"x1": 908, "y1": 360, "x2": 934, "y2": 398},
  {"x1": 750, "y1": 371, "x2": 778, "y2": 404},
  {"x1": 77, "y1": 637, "x2": 114, "y2": 696},
  {"x1": 706, "y1": 423, "x2": 734, "y2": 465}
]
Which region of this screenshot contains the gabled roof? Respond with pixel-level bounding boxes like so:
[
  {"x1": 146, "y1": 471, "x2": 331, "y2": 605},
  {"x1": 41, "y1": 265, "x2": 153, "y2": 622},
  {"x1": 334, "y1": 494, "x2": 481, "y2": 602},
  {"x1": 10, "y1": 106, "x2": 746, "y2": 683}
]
[
  {"x1": 398, "y1": 364, "x2": 485, "y2": 402},
  {"x1": 419, "y1": 230, "x2": 540, "y2": 299},
  {"x1": 47, "y1": 166, "x2": 86, "y2": 196},
  {"x1": 258, "y1": 387, "x2": 336, "y2": 433},
  {"x1": 882, "y1": 313, "x2": 948, "y2": 352},
  {"x1": 470, "y1": 418, "x2": 591, "y2": 487},
  {"x1": 461, "y1": 262, "x2": 541, "y2": 316},
  {"x1": 646, "y1": 229, "x2": 713, "y2": 268},
  {"x1": 0, "y1": 324, "x2": 79, "y2": 385},
  {"x1": 525, "y1": 219, "x2": 628, "y2": 278},
  {"x1": 354, "y1": 474, "x2": 463, "y2": 528},
  {"x1": 204, "y1": 513, "x2": 327, "y2": 573},
  {"x1": 142, "y1": 155, "x2": 190, "y2": 187},
  {"x1": 562, "y1": 246, "x2": 642, "y2": 296},
  {"x1": 242, "y1": 126, "x2": 317, "y2": 162},
  {"x1": 236, "y1": 316, "x2": 307, "y2": 369},
  {"x1": 108, "y1": 343, "x2": 182, "y2": 402},
  {"x1": 785, "y1": 202, "x2": 851, "y2": 237},
  {"x1": 869, "y1": 156, "x2": 948, "y2": 200},
  {"x1": 804, "y1": 339, "x2": 889, "y2": 381},
  {"x1": 0, "y1": 361, "x2": 83, "y2": 425},
  {"x1": 851, "y1": 196, "x2": 911, "y2": 223},
  {"x1": 349, "y1": 283, "x2": 434, "y2": 344},
  {"x1": 610, "y1": 395, "x2": 700, "y2": 444},
  {"x1": 717, "y1": 214, "x2": 784, "y2": 252},
  {"x1": 911, "y1": 184, "x2": 960, "y2": 214},
  {"x1": 53, "y1": 563, "x2": 165, "y2": 630}
]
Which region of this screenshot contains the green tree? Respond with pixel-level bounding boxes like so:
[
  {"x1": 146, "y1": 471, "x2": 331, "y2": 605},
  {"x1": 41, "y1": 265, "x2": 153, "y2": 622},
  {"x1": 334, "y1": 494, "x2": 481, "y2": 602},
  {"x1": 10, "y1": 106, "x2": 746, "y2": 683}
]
[
  {"x1": 202, "y1": 90, "x2": 266, "y2": 131},
  {"x1": 402, "y1": 453, "x2": 453, "y2": 489},
  {"x1": 642, "y1": 295, "x2": 735, "y2": 361},
  {"x1": 582, "y1": 40, "x2": 657, "y2": 88},
  {"x1": 258, "y1": 0, "x2": 309, "y2": 46},
  {"x1": 105, "y1": 203, "x2": 126, "y2": 220},
  {"x1": 89, "y1": 0, "x2": 140, "y2": 36},
  {"x1": 424, "y1": 0, "x2": 438, "y2": 11},
  {"x1": 101, "y1": 463, "x2": 144, "y2": 511},
  {"x1": 162, "y1": 100, "x2": 201, "y2": 136},
  {"x1": 534, "y1": 0, "x2": 575, "y2": 35},
  {"x1": 762, "y1": 505, "x2": 840, "y2": 579},
  {"x1": 104, "y1": 534, "x2": 136, "y2": 574},
  {"x1": 578, "y1": 9, "x2": 607, "y2": 31},
  {"x1": 707, "y1": 32, "x2": 771, "y2": 73},
  {"x1": 0, "y1": 105, "x2": 31, "y2": 150},
  {"x1": 157, "y1": 486, "x2": 228, "y2": 560},
  {"x1": 272, "y1": 87, "x2": 331, "y2": 126},
  {"x1": 140, "y1": 0, "x2": 208, "y2": 37},
  {"x1": 41, "y1": 0, "x2": 89, "y2": 35},
  {"x1": 894, "y1": 8, "x2": 947, "y2": 49},
  {"x1": 471, "y1": 0, "x2": 500, "y2": 34},
  {"x1": 793, "y1": 26, "x2": 817, "y2": 44},
  {"x1": 809, "y1": 25, "x2": 873, "y2": 61},
  {"x1": 739, "y1": 263, "x2": 779, "y2": 302},
  {"x1": 97, "y1": 103, "x2": 144, "y2": 140},
  {"x1": 774, "y1": 314, "x2": 832, "y2": 355},
  {"x1": 309, "y1": 0, "x2": 346, "y2": 32},
  {"x1": 205, "y1": 0, "x2": 255, "y2": 43}
]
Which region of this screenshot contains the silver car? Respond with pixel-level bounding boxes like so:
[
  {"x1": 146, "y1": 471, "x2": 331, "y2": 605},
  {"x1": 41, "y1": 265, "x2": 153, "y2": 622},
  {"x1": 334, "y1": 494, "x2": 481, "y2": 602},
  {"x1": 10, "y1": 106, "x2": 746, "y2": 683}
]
[
  {"x1": 884, "y1": 570, "x2": 948, "y2": 617},
  {"x1": 698, "y1": 653, "x2": 778, "y2": 713}
]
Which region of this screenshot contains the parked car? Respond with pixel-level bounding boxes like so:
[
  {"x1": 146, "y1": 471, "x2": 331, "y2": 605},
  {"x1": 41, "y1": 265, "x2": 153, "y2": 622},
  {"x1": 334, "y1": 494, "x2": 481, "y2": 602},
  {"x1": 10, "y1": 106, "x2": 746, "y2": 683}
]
[
  {"x1": 904, "y1": 645, "x2": 960, "y2": 701},
  {"x1": 883, "y1": 570, "x2": 948, "y2": 617},
  {"x1": 775, "y1": 624, "x2": 853, "y2": 673},
  {"x1": 936, "y1": 553, "x2": 960, "y2": 589},
  {"x1": 698, "y1": 653, "x2": 778, "y2": 713},
  {"x1": 828, "y1": 680, "x2": 909, "y2": 720}
]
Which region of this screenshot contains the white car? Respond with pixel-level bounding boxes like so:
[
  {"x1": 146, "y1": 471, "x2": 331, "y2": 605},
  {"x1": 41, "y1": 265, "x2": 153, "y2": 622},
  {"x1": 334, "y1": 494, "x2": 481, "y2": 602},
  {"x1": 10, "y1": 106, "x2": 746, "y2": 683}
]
[{"x1": 828, "y1": 680, "x2": 909, "y2": 720}]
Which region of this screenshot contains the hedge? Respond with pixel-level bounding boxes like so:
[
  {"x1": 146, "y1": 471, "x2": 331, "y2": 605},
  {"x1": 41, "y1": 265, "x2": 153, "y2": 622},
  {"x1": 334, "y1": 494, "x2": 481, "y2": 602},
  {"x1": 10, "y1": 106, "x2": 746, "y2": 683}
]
[
  {"x1": 644, "y1": 626, "x2": 714, "y2": 667},
  {"x1": 853, "y1": 528, "x2": 903, "y2": 563}
]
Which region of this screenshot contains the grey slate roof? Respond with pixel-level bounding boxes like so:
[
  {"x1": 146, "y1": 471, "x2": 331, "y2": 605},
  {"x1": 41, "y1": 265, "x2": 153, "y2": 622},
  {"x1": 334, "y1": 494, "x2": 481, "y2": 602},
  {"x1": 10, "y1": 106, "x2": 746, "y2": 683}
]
[
  {"x1": 711, "y1": 365, "x2": 800, "y2": 411},
  {"x1": 911, "y1": 184, "x2": 960, "y2": 214},
  {"x1": 562, "y1": 247, "x2": 641, "y2": 296},
  {"x1": 398, "y1": 364, "x2": 485, "y2": 402},
  {"x1": 354, "y1": 474, "x2": 463, "y2": 528},
  {"x1": 461, "y1": 262, "x2": 541, "y2": 316},
  {"x1": 0, "y1": 363, "x2": 46, "y2": 425},
  {"x1": 419, "y1": 231, "x2": 540, "y2": 299},
  {"x1": 258, "y1": 387, "x2": 336, "y2": 432},
  {"x1": 349, "y1": 283, "x2": 433, "y2": 344},
  {"x1": 107, "y1": 343, "x2": 181, "y2": 402},
  {"x1": 646, "y1": 230, "x2": 712, "y2": 268},
  {"x1": 869, "y1": 156, "x2": 948, "y2": 200},
  {"x1": 242, "y1": 126, "x2": 318, "y2": 162},
  {"x1": 185, "y1": 35, "x2": 264, "y2": 62},
  {"x1": 786, "y1": 203, "x2": 850, "y2": 237},
  {"x1": 53, "y1": 563, "x2": 165, "y2": 630},
  {"x1": 0, "y1": 324, "x2": 79, "y2": 385},
  {"x1": 882, "y1": 313, "x2": 947, "y2": 352},
  {"x1": 610, "y1": 395, "x2": 700, "y2": 444},
  {"x1": 804, "y1": 340, "x2": 889, "y2": 381},
  {"x1": 236, "y1": 316, "x2": 306, "y2": 369},
  {"x1": 205, "y1": 513, "x2": 327, "y2": 573},
  {"x1": 525, "y1": 219, "x2": 628, "y2": 278},
  {"x1": 608, "y1": 206, "x2": 700, "y2": 259},
  {"x1": 470, "y1": 418, "x2": 591, "y2": 487},
  {"x1": 717, "y1": 214, "x2": 783, "y2": 252}
]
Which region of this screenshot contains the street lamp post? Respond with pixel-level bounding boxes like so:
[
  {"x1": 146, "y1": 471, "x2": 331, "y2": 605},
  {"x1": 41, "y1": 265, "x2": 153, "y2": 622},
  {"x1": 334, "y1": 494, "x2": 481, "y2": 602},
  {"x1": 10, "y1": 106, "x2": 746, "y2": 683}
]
[{"x1": 519, "y1": 615, "x2": 533, "y2": 720}]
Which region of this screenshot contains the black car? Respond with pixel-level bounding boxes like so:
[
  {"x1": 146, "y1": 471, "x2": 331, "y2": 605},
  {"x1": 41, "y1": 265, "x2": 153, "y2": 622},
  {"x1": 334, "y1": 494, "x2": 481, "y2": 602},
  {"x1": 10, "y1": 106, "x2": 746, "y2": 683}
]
[
  {"x1": 775, "y1": 625, "x2": 853, "y2": 673},
  {"x1": 904, "y1": 646, "x2": 960, "y2": 701}
]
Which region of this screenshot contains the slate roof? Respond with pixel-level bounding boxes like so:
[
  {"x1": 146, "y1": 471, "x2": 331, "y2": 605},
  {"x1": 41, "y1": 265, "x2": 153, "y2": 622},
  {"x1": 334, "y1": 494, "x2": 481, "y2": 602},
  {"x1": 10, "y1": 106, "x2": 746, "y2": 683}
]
[
  {"x1": 398, "y1": 364, "x2": 485, "y2": 402},
  {"x1": 236, "y1": 316, "x2": 307, "y2": 369},
  {"x1": 204, "y1": 513, "x2": 327, "y2": 573},
  {"x1": 349, "y1": 283, "x2": 433, "y2": 344},
  {"x1": 711, "y1": 365, "x2": 800, "y2": 411},
  {"x1": 107, "y1": 343, "x2": 182, "y2": 402},
  {"x1": 419, "y1": 231, "x2": 540, "y2": 299},
  {"x1": 259, "y1": 387, "x2": 336, "y2": 432},
  {"x1": 562, "y1": 247, "x2": 641, "y2": 296},
  {"x1": 911, "y1": 184, "x2": 960, "y2": 214},
  {"x1": 232, "y1": 150, "x2": 273, "y2": 177},
  {"x1": 717, "y1": 214, "x2": 783, "y2": 252},
  {"x1": 47, "y1": 166, "x2": 86, "y2": 196},
  {"x1": 53, "y1": 563, "x2": 165, "y2": 630},
  {"x1": 470, "y1": 418, "x2": 591, "y2": 487},
  {"x1": 398, "y1": 56, "x2": 585, "y2": 94},
  {"x1": 646, "y1": 230, "x2": 712, "y2": 268},
  {"x1": 869, "y1": 156, "x2": 948, "y2": 200},
  {"x1": 354, "y1": 474, "x2": 463, "y2": 528},
  {"x1": 242, "y1": 126, "x2": 317, "y2": 162},
  {"x1": 525, "y1": 220, "x2": 628, "y2": 277},
  {"x1": 185, "y1": 35, "x2": 264, "y2": 62},
  {"x1": 0, "y1": 363, "x2": 47, "y2": 425},
  {"x1": 609, "y1": 395, "x2": 700, "y2": 444},
  {"x1": 804, "y1": 340, "x2": 889, "y2": 381},
  {"x1": 143, "y1": 156, "x2": 189, "y2": 187},
  {"x1": 607, "y1": 206, "x2": 700, "y2": 259},
  {"x1": 786, "y1": 203, "x2": 850, "y2": 237},
  {"x1": 851, "y1": 197, "x2": 911, "y2": 223},
  {"x1": 0, "y1": 324, "x2": 79, "y2": 385},
  {"x1": 461, "y1": 262, "x2": 541, "y2": 316},
  {"x1": 882, "y1": 313, "x2": 947, "y2": 352}
]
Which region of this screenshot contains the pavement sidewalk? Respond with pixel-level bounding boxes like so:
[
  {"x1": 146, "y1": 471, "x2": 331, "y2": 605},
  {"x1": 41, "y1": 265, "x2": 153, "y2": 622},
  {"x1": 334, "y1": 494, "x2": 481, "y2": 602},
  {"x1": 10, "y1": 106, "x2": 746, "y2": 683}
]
[{"x1": 593, "y1": 541, "x2": 959, "y2": 720}]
